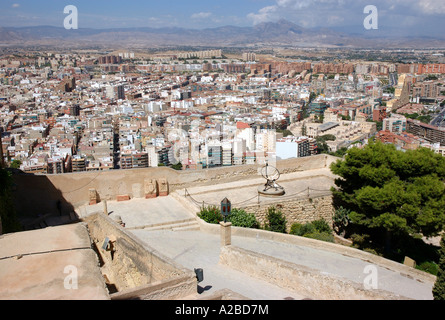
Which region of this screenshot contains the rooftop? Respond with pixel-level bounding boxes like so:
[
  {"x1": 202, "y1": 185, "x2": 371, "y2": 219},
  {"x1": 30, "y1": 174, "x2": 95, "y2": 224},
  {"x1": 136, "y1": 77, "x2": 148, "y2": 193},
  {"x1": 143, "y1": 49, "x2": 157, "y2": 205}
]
[
  {"x1": 318, "y1": 122, "x2": 340, "y2": 131},
  {"x1": 0, "y1": 223, "x2": 109, "y2": 300}
]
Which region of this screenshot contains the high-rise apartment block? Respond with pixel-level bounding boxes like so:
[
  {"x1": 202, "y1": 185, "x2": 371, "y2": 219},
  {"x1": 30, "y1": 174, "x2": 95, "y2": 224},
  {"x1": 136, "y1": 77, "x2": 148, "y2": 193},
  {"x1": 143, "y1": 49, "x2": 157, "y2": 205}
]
[
  {"x1": 72, "y1": 156, "x2": 86, "y2": 172},
  {"x1": 120, "y1": 152, "x2": 149, "y2": 169},
  {"x1": 397, "y1": 63, "x2": 445, "y2": 74},
  {"x1": 383, "y1": 114, "x2": 407, "y2": 133},
  {"x1": 242, "y1": 52, "x2": 256, "y2": 62},
  {"x1": 106, "y1": 85, "x2": 125, "y2": 100},
  {"x1": 98, "y1": 56, "x2": 122, "y2": 64},
  {"x1": 406, "y1": 119, "x2": 445, "y2": 146},
  {"x1": 313, "y1": 63, "x2": 354, "y2": 74},
  {"x1": 386, "y1": 74, "x2": 410, "y2": 112},
  {"x1": 177, "y1": 50, "x2": 222, "y2": 59},
  {"x1": 47, "y1": 158, "x2": 65, "y2": 174},
  {"x1": 412, "y1": 81, "x2": 441, "y2": 98},
  {"x1": 222, "y1": 64, "x2": 245, "y2": 73}
]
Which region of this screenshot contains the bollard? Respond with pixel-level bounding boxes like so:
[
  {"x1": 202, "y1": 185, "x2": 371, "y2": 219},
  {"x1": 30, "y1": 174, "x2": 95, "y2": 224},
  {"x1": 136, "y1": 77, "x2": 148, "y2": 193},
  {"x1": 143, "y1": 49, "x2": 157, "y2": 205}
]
[
  {"x1": 194, "y1": 268, "x2": 204, "y2": 283},
  {"x1": 103, "y1": 200, "x2": 108, "y2": 215}
]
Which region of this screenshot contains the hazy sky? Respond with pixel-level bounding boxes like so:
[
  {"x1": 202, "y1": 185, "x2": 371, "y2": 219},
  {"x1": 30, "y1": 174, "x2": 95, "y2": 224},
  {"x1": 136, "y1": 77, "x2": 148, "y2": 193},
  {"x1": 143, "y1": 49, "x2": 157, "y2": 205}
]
[{"x1": 0, "y1": 0, "x2": 444, "y2": 37}]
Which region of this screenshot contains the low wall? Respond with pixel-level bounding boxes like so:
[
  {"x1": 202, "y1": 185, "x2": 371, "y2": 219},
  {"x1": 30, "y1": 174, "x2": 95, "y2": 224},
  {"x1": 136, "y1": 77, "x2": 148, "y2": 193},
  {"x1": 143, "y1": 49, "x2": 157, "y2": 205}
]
[
  {"x1": 219, "y1": 245, "x2": 410, "y2": 300},
  {"x1": 110, "y1": 275, "x2": 197, "y2": 301},
  {"x1": 11, "y1": 154, "x2": 339, "y2": 215},
  {"x1": 195, "y1": 217, "x2": 436, "y2": 285},
  {"x1": 83, "y1": 213, "x2": 197, "y2": 300}
]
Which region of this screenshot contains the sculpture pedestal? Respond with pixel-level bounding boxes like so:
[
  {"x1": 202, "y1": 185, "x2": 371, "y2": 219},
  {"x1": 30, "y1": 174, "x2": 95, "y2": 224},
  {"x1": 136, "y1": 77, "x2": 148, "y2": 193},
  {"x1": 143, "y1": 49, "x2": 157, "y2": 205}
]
[{"x1": 257, "y1": 186, "x2": 285, "y2": 197}]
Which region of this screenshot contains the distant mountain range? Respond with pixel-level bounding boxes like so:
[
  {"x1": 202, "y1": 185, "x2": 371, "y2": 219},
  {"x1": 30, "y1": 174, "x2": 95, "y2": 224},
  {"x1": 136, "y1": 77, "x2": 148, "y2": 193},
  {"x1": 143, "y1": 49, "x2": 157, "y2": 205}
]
[{"x1": 1, "y1": 19, "x2": 444, "y2": 49}]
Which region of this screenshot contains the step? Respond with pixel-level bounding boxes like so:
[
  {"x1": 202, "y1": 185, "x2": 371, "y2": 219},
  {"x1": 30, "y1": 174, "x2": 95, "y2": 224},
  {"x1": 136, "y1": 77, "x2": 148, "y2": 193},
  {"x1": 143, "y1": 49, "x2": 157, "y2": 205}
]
[
  {"x1": 171, "y1": 224, "x2": 200, "y2": 232},
  {"x1": 127, "y1": 217, "x2": 197, "y2": 231},
  {"x1": 144, "y1": 220, "x2": 200, "y2": 232}
]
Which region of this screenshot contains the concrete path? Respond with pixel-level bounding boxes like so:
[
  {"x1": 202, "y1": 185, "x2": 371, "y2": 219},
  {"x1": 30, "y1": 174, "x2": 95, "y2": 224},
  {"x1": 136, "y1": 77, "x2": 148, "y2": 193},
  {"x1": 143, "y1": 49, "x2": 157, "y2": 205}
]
[
  {"x1": 81, "y1": 196, "x2": 197, "y2": 229},
  {"x1": 130, "y1": 228, "x2": 434, "y2": 300},
  {"x1": 131, "y1": 228, "x2": 307, "y2": 300}
]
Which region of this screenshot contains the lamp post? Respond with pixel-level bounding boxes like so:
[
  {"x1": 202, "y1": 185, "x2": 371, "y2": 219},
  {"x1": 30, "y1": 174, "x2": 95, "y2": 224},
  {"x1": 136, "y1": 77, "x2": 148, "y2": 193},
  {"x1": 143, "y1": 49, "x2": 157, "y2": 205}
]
[
  {"x1": 220, "y1": 198, "x2": 232, "y2": 246},
  {"x1": 221, "y1": 197, "x2": 231, "y2": 223}
]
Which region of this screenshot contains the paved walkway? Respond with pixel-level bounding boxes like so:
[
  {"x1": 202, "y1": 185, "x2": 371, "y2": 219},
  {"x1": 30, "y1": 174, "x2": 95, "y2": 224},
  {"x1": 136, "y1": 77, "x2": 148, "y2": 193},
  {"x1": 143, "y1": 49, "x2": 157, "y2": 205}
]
[
  {"x1": 81, "y1": 196, "x2": 197, "y2": 229},
  {"x1": 131, "y1": 228, "x2": 307, "y2": 300},
  {"x1": 130, "y1": 228, "x2": 434, "y2": 300}
]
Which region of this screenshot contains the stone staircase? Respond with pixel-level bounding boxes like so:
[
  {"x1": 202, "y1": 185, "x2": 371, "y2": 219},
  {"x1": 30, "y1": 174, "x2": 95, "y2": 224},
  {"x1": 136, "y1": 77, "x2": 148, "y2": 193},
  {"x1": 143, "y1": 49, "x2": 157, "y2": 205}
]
[{"x1": 127, "y1": 218, "x2": 200, "y2": 232}]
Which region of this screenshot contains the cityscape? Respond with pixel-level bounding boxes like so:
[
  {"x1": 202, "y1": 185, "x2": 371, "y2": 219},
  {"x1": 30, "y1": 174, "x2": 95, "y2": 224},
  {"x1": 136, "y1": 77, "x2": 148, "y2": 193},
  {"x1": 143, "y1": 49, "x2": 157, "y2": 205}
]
[
  {"x1": 2, "y1": 50, "x2": 444, "y2": 173},
  {"x1": 0, "y1": 0, "x2": 445, "y2": 307}
]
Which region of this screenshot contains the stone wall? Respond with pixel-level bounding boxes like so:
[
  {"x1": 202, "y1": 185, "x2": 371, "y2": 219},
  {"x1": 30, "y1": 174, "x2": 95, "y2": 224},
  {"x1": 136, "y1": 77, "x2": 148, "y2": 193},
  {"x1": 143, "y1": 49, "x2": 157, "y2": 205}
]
[
  {"x1": 11, "y1": 154, "x2": 339, "y2": 216},
  {"x1": 83, "y1": 213, "x2": 197, "y2": 300},
  {"x1": 240, "y1": 195, "x2": 334, "y2": 232}
]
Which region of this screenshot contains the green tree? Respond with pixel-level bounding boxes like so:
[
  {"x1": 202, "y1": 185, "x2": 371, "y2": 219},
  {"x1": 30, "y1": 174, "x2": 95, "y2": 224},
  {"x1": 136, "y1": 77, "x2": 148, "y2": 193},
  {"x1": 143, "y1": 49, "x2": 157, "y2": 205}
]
[
  {"x1": 330, "y1": 140, "x2": 445, "y2": 255},
  {"x1": 171, "y1": 162, "x2": 182, "y2": 170},
  {"x1": 10, "y1": 160, "x2": 21, "y2": 169},
  {"x1": 264, "y1": 206, "x2": 287, "y2": 233},
  {"x1": 290, "y1": 219, "x2": 334, "y2": 242},
  {"x1": 316, "y1": 134, "x2": 336, "y2": 154},
  {"x1": 309, "y1": 92, "x2": 317, "y2": 103},
  {"x1": 425, "y1": 74, "x2": 438, "y2": 81},
  {"x1": 433, "y1": 234, "x2": 445, "y2": 300},
  {"x1": 0, "y1": 168, "x2": 21, "y2": 233}
]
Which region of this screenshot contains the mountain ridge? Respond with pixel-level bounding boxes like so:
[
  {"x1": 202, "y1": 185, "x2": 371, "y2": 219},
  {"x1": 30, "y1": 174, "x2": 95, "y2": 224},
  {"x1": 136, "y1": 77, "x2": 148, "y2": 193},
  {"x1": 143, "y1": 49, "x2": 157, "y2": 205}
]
[{"x1": 1, "y1": 19, "x2": 444, "y2": 49}]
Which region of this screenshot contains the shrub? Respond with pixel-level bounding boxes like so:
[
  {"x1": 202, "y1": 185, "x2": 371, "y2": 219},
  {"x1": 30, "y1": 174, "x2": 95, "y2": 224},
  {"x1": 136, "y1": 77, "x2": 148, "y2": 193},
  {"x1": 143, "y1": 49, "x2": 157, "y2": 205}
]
[
  {"x1": 198, "y1": 206, "x2": 260, "y2": 229},
  {"x1": 350, "y1": 233, "x2": 370, "y2": 250},
  {"x1": 227, "y1": 208, "x2": 259, "y2": 229},
  {"x1": 289, "y1": 219, "x2": 334, "y2": 243},
  {"x1": 198, "y1": 206, "x2": 223, "y2": 224},
  {"x1": 333, "y1": 206, "x2": 350, "y2": 234},
  {"x1": 265, "y1": 206, "x2": 287, "y2": 233},
  {"x1": 311, "y1": 219, "x2": 332, "y2": 233},
  {"x1": 304, "y1": 232, "x2": 334, "y2": 243},
  {"x1": 417, "y1": 261, "x2": 438, "y2": 276},
  {"x1": 290, "y1": 222, "x2": 315, "y2": 236}
]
